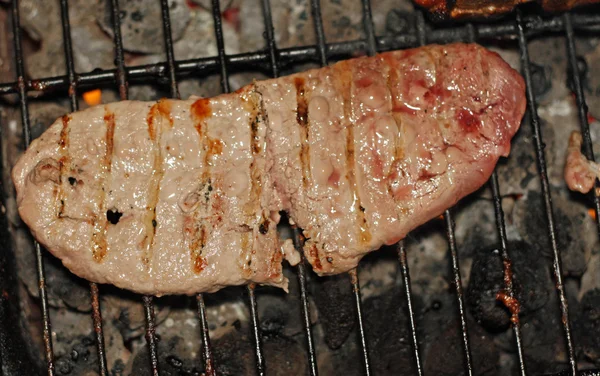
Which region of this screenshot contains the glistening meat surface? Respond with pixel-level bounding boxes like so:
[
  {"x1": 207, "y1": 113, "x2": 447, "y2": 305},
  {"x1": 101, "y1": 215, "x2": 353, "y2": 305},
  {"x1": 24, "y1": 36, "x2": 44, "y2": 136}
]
[{"x1": 12, "y1": 43, "x2": 526, "y2": 295}]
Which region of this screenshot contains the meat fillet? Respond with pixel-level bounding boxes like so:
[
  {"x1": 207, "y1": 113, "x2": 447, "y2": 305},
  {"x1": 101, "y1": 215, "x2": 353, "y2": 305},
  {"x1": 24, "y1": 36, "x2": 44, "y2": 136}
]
[
  {"x1": 415, "y1": 0, "x2": 598, "y2": 19},
  {"x1": 12, "y1": 43, "x2": 526, "y2": 295}
]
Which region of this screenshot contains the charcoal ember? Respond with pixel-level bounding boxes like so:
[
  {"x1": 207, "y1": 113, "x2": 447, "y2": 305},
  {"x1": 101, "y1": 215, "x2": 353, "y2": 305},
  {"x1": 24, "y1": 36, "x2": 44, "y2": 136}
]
[
  {"x1": 257, "y1": 267, "x2": 307, "y2": 338},
  {"x1": 19, "y1": 0, "x2": 114, "y2": 77},
  {"x1": 54, "y1": 335, "x2": 98, "y2": 375},
  {"x1": 466, "y1": 241, "x2": 551, "y2": 332},
  {"x1": 520, "y1": 303, "x2": 571, "y2": 375},
  {"x1": 103, "y1": 291, "x2": 170, "y2": 342},
  {"x1": 575, "y1": 288, "x2": 600, "y2": 365},
  {"x1": 70, "y1": 23, "x2": 116, "y2": 73},
  {"x1": 492, "y1": 113, "x2": 550, "y2": 197},
  {"x1": 361, "y1": 289, "x2": 418, "y2": 375},
  {"x1": 311, "y1": 273, "x2": 356, "y2": 349},
  {"x1": 424, "y1": 318, "x2": 498, "y2": 376},
  {"x1": 127, "y1": 336, "x2": 204, "y2": 376},
  {"x1": 454, "y1": 196, "x2": 499, "y2": 261},
  {"x1": 173, "y1": 8, "x2": 239, "y2": 58},
  {"x1": 100, "y1": 0, "x2": 191, "y2": 54},
  {"x1": 357, "y1": 247, "x2": 399, "y2": 300},
  {"x1": 262, "y1": 334, "x2": 308, "y2": 376},
  {"x1": 385, "y1": 9, "x2": 416, "y2": 36},
  {"x1": 527, "y1": 37, "x2": 570, "y2": 106},
  {"x1": 513, "y1": 191, "x2": 594, "y2": 277}
]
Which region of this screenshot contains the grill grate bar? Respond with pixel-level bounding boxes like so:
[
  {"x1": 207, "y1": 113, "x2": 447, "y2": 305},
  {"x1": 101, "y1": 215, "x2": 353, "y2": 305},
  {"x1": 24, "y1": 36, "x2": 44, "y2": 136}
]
[
  {"x1": 417, "y1": 10, "x2": 474, "y2": 375},
  {"x1": 564, "y1": 13, "x2": 600, "y2": 238},
  {"x1": 349, "y1": 270, "x2": 371, "y2": 375},
  {"x1": 108, "y1": 3, "x2": 161, "y2": 373},
  {"x1": 160, "y1": 0, "x2": 180, "y2": 99},
  {"x1": 444, "y1": 211, "x2": 474, "y2": 375},
  {"x1": 10, "y1": 1, "x2": 56, "y2": 374},
  {"x1": 260, "y1": 0, "x2": 279, "y2": 78},
  {"x1": 57, "y1": 0, "x2": 109, "y2": 374},
  {"x1": 516, "y1": 10, "x2": 578, "y2": 375},
  {"x1": 142, "y1": 296, "x2": 160, "y2": 375},
  {"x1": 247, "y1": 285, "x2": 265, "y2": 375},
  {"x1": 292, "y1": 227, "x2": 319, "y2": 376},
  {"x1": 310, "y1": 0, "x2": 328, "y2": 67},
  {"x1": 109, "y1": 0, "x2": 128, "y2": 100},
  {"x1": 4, "y1": 11, "x2": 600, "y2": 93},
  {"x1": 397, "y1": 241, "x2": 424, "y2": 376},
  {"x1": 208, "y1": 0, "x2": 266, "y2": 373},
  {"x1": 4, "y1": 13, "x2": 600, "y2": 96},
  {"x1": 259, "y1": 0, "x2": 319, "y2": 370},
  {"x1": 489, "y1": 172, "x2": 528, "y2": 376},
  {"x1": 196, "y1": 294, "x2": 216, "y2": 376},
  {"x1": 160, "y1": 0, "x2": 218, "y2": 373},
  {"x1": 463, "y1": 21, "x2": 528, "y2": 376}
]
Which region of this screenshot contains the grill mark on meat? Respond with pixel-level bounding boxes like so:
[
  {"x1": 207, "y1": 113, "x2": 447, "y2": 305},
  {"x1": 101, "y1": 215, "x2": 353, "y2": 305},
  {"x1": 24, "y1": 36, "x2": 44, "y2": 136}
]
[
  {"x1": 309, "y1": 243, "x2": 323, "y2": 270},
  {"x1": 91, "y1": 109, "x2": 115, "y2": 263},
  {"x1": 188, "y1": 98, "x2": 214, "y2": 274},
  {"x1": 383, "y1": 57, "x2": 406, "y2": 201},
  {"x1": 340, "y1": 63, "x2": 372, "y2": 245},
  {"x1": 294, "y1": 77, "x2": 311, "y2": 189},
  {"x1": 242, "y1": 89, "x2": 267, "y2": 274},
  {"x1": 142, "y1": 100, "x2": 171, "y2": 269},
  {"x1": 56, "y1": 115, "x2": 71, "y2": 218}
]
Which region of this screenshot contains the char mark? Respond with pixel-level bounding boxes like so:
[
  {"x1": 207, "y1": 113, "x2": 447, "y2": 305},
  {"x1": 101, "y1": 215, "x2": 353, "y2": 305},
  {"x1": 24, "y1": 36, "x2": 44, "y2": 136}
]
[
  {"x1": 92, "y1": 108, "x2": 116, "y2": 263},
  {"x1": 338, "y1": 65, "x2": 372, "y2": 245},
  {"x1": 188, "y1": 98, "x2": 215, "y2": 274},
  {"x1": 57, "y1": 115, "x2": 71, "y2": 218},
  {"x1": 294, "y1": 77, "x2": 311, "y2": 188}
]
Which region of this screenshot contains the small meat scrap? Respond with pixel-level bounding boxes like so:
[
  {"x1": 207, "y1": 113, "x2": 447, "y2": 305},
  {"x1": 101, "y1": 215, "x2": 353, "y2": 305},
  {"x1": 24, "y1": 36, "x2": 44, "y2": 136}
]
[
  {"x1": 12, "y1": 43, "x2": 526, "y2": 296},
  {"x1": 564, "y1": 131, "x2": 600, "y2": 194}
]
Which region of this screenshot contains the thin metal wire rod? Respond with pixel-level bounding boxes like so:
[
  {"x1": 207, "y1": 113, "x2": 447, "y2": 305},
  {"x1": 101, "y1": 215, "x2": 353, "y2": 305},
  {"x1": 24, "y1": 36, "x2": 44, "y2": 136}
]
[
  {"x1": 397, "y1": 241, "x2": 424, "y2": 376},
  {"x1": 110, "y1": 0, "x2": 128, "y2": 100},
  {"x1": 11, "y1": 1, "x2": 55, "y2": 374},
  {"x1": 59, "y1": 0, "x2": 77, "y2": 110},
  {"x1": 349, "y1": 270, "x2": 371, "y2": 376},
  {"x1": 158, "y1": 0, "x2": 217, "y2": 372},
  {"x1": 208, "y1": 1, "x2": 264, "y2": 372},
  {"x1": 4, "y1": 12, "x2": 600, "y2": 96},
  {"x1": 142, "y1": 296, "x2": 160, "y2": 376},
  {"x1": 489, "y1": 172, "x2": 527, "y2": 376},
  {"x1": 260, "y1": 0, "x2": 279, "y2": 77},
  {"x1": 247, "y1": 285, "x2": 265, "y2": 376},
  {"x1": 58, "y1": 0, "x2": 109, "y2": 374},
  {"x1": 444, "y1": 211, "x2": 474, "y2": 376},
  {"x1": 310, "y1": 0, "x2": 328, "y2": 66},
  {"x1": 211, "y1": 0, "x2": 230, "y2": 93},
  {"x1": 417, "y1": 10, "x2": 475, "y2": 374},
  {"x1": 564, "y1": 13, "x2": 600, "y2": 238},
  {"x1": 516, "y1": 11, "x2": 578, "y2": 376},
  {"x1": 196, "y1": 294, "x2": 216, "y2": 376},
  {"x1": 360, "y1": 0, "x2": 377, "y2": 57},
  {"x1": 292, "y1": 228, "x2": 319, "y2": 376},
  {"x1": 160, "y1": 0, "x2": 179, "y2": 99},
  {"x1": 258, "y1": 2, "x2": 318, "y2": 371}
]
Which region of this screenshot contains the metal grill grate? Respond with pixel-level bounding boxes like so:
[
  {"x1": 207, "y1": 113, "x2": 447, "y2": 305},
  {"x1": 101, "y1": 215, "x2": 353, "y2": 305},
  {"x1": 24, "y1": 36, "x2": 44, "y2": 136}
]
[{"x1": 3, "y1": 0, "x2": 600, "y2": 375}]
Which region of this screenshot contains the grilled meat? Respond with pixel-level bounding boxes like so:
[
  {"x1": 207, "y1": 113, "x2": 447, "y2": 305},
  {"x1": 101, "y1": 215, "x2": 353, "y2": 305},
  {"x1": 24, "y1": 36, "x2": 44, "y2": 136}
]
[
  {"x1": 415, "y1": 0, "x2": 599, "y2": 19},
  {"x1": 564, "y1": 131, "x2": 600, "y2": 193},
  {"x1": 12, "y1": 43, "x2": 526, "y2": 295}
]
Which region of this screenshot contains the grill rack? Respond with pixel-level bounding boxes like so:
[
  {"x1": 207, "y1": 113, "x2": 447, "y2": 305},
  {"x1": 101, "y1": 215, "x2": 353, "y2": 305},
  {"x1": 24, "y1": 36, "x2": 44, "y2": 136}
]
[{"x1": 1, "y1": 0, "x2": 600, "y2": 375}]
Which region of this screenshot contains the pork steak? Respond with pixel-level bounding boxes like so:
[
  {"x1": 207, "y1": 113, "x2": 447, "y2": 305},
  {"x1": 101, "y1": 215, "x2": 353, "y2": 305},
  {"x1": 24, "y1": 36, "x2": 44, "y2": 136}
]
[{"x1": 12, "y1": 43, "x2": 526, "y2": 295}]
